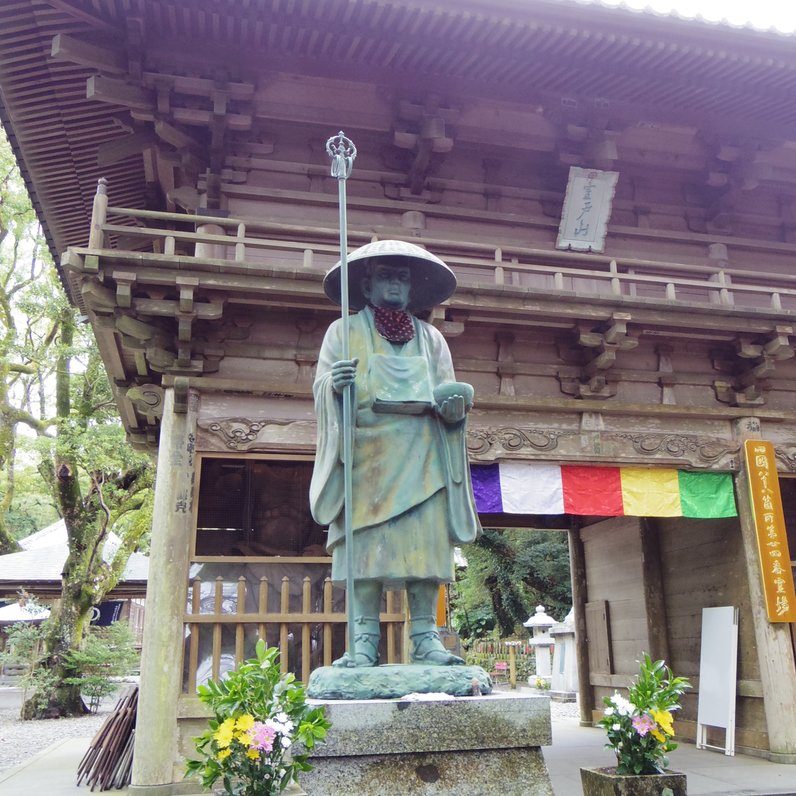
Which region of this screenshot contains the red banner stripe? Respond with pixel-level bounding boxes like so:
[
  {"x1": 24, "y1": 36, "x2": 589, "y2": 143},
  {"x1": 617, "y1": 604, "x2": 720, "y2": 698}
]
[{"x1": 561, "y1": 465, "x2": 624, "y2": 515}]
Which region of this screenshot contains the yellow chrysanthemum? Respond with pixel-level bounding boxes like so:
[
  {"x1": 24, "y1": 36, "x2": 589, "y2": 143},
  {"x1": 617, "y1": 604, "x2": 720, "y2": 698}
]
[
  {"x1": 235, "y1": 714, "x2": 255, "y2": 733},
  {"x1": 217, "y1": 748, "x2": 232, "y2": 760},
  {"x1": 214, "y1": 718, "x2": 236, "y2": 749},
  {"x1": 246, "y1": 748, "x2": 260, "y2": 760},
  {"x1": 651, "y1": 709, "x2": 674, "y2": 736},
  {"x1": 650, "y1": 727, "x2": 666, "y2": 743}
]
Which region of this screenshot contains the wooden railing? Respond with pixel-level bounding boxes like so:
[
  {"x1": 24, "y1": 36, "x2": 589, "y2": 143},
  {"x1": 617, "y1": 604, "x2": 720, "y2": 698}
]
[
  {"x1": 182, "y1": 573, "x2": 406, "y2": 691},
  {"x1": 82, "y1": 179, "x2": 796, "y2": 315}
]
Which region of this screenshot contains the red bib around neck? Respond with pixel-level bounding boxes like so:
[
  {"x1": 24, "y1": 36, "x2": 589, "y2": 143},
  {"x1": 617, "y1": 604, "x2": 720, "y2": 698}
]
[{"x1": 371, "y1": 305, "x2": 415, "y2": 343}]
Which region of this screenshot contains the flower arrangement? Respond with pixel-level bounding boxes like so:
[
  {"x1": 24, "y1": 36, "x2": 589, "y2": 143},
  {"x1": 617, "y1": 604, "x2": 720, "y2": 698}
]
[
  {"x1": 597, "y1": 654, "x2": 691, "y2": 776},
  {"x1": 533, "y1": 675, "x2": 550, "y2": 690},
  {"x1": 186, "y1": 640, "x2": 331, "y2": 796}
]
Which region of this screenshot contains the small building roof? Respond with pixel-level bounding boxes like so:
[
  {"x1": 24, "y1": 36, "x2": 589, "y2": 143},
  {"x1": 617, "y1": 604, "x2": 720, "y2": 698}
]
[
  {"x1": 0, "y1": 521, "x2": 148, "y2": 599},
  {"x1": 18, "y1": 519, "x2": 70, "y2": 550},
  {"x1": 0, "y1": 601, "x2": 50, "y2": 624}
]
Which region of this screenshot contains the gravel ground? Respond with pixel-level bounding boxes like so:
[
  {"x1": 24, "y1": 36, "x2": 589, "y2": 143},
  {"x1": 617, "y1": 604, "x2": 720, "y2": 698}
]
[
  {"x1": 0, "y1": 687, "x2": 581, "y2": 775},
  {"x1": 0, "y1": 694, "x2": 114, "y2": 774}
]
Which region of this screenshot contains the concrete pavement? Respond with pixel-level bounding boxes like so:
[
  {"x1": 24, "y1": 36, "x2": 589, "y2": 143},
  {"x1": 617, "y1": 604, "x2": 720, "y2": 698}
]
[
  {"x1": 545, "y1": 716, "x2": 796, "y2": 796},
  {"x1": 2, "y1": 714, "x2": 796, "y2": 794}
]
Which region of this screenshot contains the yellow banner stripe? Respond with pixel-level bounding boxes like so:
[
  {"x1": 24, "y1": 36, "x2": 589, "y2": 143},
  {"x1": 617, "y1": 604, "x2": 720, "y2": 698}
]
[{"x1": 621, "y1": 468, "x2": 682, "y2": 517}]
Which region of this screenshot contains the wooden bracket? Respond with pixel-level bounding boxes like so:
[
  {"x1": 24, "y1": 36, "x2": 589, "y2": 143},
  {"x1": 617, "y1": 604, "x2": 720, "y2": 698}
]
[
  {"x1": 712, "y1": 327, "x2": 792, "y2": 406},
  {"x1": 562, "y1": 313, "x2": 636, "y2": 399}
]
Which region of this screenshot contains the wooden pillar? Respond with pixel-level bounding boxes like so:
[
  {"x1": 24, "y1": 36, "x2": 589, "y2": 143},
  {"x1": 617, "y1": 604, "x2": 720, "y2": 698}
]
[
  {"x1": 130, "y1": 388, "x2": 199, "y2": 792},
  {"x1": 639, "y1": 518, "x2": 671, "y2": 664},
  {"x1": 734, "y1": 418, "x2": 796, "y2": 763},
  {"x1": 568, "y1": 522, "x2": 594, "y2": 726}
]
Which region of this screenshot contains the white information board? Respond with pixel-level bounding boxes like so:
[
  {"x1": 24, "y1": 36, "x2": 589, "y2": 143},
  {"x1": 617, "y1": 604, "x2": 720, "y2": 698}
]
[{"x1": 696, "y1": 606, "x2": 738, "y2": 756}]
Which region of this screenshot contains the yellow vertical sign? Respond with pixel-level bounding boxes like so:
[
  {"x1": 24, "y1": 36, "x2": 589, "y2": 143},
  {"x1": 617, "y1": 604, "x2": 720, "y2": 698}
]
[{"x1": 744, "y1": 440, "x2": 796, "y2": 622}]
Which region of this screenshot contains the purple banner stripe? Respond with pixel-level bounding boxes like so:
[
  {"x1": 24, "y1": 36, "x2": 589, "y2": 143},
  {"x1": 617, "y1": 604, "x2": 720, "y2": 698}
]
[{"x1": 470, "y1": 463, "x2": 502, "y2": 513}]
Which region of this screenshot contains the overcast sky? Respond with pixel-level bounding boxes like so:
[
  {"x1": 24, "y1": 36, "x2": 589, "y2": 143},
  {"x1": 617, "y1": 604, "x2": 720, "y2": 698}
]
[{"x1": 595, "y1": 0, "x2": 796, "y2": 33}]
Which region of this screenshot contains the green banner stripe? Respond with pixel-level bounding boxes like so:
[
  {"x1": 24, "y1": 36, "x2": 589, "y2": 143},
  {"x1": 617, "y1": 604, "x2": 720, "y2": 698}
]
[{"x1": 677, "y1": 471, "x2": 737, "y2": 518}]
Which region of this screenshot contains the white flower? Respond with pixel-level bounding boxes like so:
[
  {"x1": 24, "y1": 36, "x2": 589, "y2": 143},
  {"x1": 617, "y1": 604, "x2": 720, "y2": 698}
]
[
  {"x1": 609, "y1": 692, "x2": 634, "y2": 716},
  {"x1": 612, "y1": 723, "x2": 621, "y2": 731},
  {"x1": 281, "y1": 736, "x2": 292, "y2": 749},
  {"x1": 267, "y1": 712, "x2": 294, "y2": 735},
  {"x1": 603, "y1": 706, "x2": 614, "y2": 716}
]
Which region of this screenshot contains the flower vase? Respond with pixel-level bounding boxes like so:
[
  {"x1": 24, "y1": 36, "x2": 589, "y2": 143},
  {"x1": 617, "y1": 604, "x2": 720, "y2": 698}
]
[{"x1": 580, "y1": 766, "x2": 687, "y2": 796}]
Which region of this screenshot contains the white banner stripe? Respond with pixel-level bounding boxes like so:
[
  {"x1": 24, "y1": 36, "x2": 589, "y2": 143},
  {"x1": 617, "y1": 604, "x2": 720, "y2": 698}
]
[{"x1": 499, "y1": 461, "x2": 564, "y2": 514}]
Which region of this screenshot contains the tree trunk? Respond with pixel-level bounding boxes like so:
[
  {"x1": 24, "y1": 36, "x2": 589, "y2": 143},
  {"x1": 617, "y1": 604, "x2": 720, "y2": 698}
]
[
  {"x1": 22, "y1": 311, "x2": 88, "y2": 719},
  {"x1": 22, "y1": 595, "x2": 90, "y2": 719}
]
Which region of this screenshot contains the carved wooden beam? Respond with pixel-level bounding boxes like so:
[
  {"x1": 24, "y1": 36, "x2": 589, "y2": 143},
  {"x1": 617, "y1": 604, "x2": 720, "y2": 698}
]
[
  {"x1": 495, "y1": 331, "x2": 516, "y2": 397},
  {"x1": 51, "y1": 34, "x2": 126, "y2": 74},
  {"x1": 87, "y1": 75, "x2": 153, "y2": 111},
  {"x1": 712, "y1": 326, "x2": 793, "y2": 406},
  {"x1": 393, "y1": 96, "x2": 457, "y2": 195},
  {"x1": 97, "y1": 130, "x2": 157, "y2": 166},
  {"x1": 562, "y1": 313, "x2": 637, "y2": 399}
]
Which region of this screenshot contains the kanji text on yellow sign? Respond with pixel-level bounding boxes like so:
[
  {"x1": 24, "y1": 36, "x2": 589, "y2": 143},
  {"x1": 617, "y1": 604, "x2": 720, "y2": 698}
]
[{"x1": 744, "y1": 440, "x2": 796, "y2": 623}]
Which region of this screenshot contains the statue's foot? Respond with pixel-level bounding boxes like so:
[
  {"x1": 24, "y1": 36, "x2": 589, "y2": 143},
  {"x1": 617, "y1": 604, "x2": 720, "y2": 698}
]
[
  {"x1": 331, "y1": 650, "x2": 378, "y2": 668},
  {"x1": 410, "y1": 630, "x2": 465, "y2": 666},
  {"x1": 332, "y1": 629, "x2": 380, "y2": 668}
]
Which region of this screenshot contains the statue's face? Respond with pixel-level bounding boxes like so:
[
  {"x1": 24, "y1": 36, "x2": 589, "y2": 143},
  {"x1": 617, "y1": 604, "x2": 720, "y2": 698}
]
[{"x1": 362, "y1": 262, "x2": 411, "y2": 310}]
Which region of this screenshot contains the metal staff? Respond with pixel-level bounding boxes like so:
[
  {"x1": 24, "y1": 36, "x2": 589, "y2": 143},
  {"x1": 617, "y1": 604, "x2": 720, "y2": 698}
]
[{"x1": 326, "y1": 131, "x2": 358, "y2": 665}]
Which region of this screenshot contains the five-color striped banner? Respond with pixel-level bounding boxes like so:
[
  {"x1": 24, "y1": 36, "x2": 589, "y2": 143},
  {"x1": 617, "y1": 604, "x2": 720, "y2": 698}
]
[{"x1": 470, "y1": 462, "x2": 737, "y2": 519}]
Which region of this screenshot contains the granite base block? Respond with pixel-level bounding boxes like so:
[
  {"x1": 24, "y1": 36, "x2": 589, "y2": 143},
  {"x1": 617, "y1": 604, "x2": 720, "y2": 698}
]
[
  {"x1": 301, "y1": 747, "x2": 553, "y2": 795},
  {"x1": 303, "y1": 692, "x2": 553, "y2": 795},
  {"x1": 308, "y1": 691, "x2": 551, "y2": 756}
]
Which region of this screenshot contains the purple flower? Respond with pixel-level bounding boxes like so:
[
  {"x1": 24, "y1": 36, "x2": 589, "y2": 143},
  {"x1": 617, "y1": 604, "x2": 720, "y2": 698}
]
[
  {"x1": 248, "y1": 722, "x2": 277, "y2": 752},
  {"x1": 631, "y1": 713, "x2": 656, "y2": 737}
]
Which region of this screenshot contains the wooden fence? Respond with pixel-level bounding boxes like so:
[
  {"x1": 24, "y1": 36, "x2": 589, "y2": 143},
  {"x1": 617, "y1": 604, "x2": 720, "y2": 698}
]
[{"x1": 182, "y1": 574, "x2": 406, "y2": 691}]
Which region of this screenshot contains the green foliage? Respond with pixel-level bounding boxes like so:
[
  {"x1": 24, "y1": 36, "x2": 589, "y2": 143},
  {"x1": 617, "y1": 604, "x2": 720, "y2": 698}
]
[
  {"x1": 597, "y1": 654, "x2": 691, "y2": 775},
  {"x1": 1, "y1": 617, "x2": 45, "y2": 667},
  {"x1": 1, "y1": 122, "x2": 152, "y2": 718},
  {"x1": 62, "y1": 622, "x2": 139, "y2": 711},
  {"x1": 2, "y1": 618, "x2": 139, "y2": 715},
  {"x1": 0, "y1": 620, "x2": 55, "y2": 714},
  {"x1": 186, "y1": 640, "x2": 330, "y2": 795},
  {"x1": 452, "y1": 603, "x2": 495, "y2": 640},
  {"x1": 465, "y1": 648, "x2": 535, "y2": 682},
  {"x1": 452, "y1": 529, "x2": 571, "y2": 638}
]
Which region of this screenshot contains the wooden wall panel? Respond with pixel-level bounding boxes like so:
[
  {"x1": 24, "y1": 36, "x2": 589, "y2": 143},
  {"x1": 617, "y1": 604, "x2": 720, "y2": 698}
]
[
  {"x1": 655, "y1": 516, "x2": 762, "y2": 739},
  {"x1": 582, "y1": 516, "x2": 650, "y2": 682}
]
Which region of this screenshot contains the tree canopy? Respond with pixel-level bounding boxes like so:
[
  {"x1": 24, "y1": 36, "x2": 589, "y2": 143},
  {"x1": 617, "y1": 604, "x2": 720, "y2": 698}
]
[
  {"x1": 452, "y1": 528, "x2": 572, "y2": 640},
  {"x1": 0, "y1": 124, "x2": 153, "y2": 717}
]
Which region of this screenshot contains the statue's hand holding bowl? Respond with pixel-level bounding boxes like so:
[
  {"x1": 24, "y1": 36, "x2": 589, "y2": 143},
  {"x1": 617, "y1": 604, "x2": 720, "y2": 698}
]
[
  {"x1": 331, "y1": 358, "x2": 359, "y2": 394},
  {"x1": 434, "y1": 382, "x2": 474, "y2": 424}
]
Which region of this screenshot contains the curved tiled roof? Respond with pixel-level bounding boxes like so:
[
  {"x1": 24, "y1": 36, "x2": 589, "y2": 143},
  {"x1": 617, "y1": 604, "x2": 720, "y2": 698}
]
[
  {"x1": 3, "y1": 0, "x2": 796, "y2": 272},
  {"x1": 562, "y1": 0, "x2": 796, "y2": 35},
  {"x1": 0, "y1": 520, "x2": 148, "y2": 598}
]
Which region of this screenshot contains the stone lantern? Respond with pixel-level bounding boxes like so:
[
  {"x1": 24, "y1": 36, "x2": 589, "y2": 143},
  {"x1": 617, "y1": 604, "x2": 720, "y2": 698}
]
[{"x1": 523, "y1": 605, "x2": 556, "y2": 683}]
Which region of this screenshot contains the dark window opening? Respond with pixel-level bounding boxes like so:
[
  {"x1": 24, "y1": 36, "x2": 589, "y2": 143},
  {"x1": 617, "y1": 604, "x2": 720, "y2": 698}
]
[
  {"x1": 195, "y1": 458, "x2": 327, "y2": 557},
  {"x1": 779, "y1": 476, "x2": 796, "y2": 565}
]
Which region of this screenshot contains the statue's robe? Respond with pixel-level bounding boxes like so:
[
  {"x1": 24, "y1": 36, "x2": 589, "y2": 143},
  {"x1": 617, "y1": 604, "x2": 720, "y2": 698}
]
[{"x1": 310, "y1": 307, "x2": 481, "y2": 587}]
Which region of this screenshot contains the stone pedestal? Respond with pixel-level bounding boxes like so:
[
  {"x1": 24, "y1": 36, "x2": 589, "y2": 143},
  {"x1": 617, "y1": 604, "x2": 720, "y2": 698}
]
[
  {"x1": 301, "y1": 692, "x2": 553, "y2": 795},
  {"x1": 580, "y1": 767, "x2": 687, "y2": 796}
]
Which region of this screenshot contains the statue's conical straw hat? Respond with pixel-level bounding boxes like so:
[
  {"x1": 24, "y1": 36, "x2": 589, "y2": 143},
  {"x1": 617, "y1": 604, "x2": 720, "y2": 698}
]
[{"x1": 323, "y1": 240, "x2": 457, "y2": 312}]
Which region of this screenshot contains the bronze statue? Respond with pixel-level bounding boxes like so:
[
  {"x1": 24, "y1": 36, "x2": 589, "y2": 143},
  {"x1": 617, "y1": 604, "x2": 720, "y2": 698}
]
[{"x1": 310, "y1": 239, "x2": 482, "y2": 668}]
